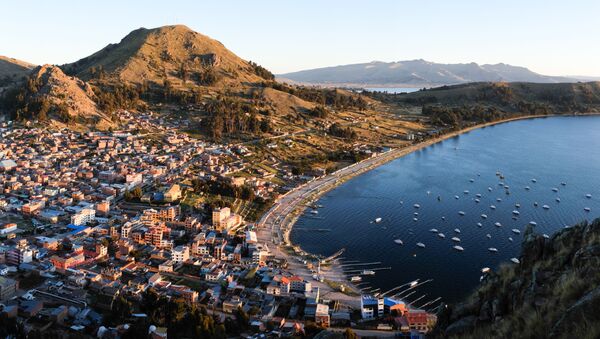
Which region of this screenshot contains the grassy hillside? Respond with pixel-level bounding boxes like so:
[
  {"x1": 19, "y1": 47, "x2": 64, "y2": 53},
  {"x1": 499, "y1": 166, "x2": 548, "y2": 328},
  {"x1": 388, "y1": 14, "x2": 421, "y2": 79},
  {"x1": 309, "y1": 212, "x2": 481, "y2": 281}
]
[
  {"x1": 363, "y1": 82, "x2": 600, "y2": 129},
  {"x1": 61, "y1": 25, "x2": 267, "y2": 89},
  {"x1": 0, "y1": 55, "x2": 35, "y2": 88},
  {"x1": 432, "y1": 219, "x2": 600, "y2": 339},
  {"x1": 0, "y1": 65, "x2": 114, "y2": 130}
]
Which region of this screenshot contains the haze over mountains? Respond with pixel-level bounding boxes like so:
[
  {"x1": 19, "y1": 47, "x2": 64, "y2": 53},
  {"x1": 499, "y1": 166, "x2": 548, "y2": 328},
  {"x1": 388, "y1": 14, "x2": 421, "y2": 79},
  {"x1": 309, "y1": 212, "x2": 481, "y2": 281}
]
[{"x1": 278, "y1": 60, "x2": 587, "y2": 87}]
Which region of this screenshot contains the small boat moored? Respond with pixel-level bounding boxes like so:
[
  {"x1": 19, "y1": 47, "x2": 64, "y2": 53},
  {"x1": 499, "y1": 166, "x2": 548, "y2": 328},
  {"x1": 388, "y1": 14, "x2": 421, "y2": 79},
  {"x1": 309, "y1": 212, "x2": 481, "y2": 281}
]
[
  {"x1": 417, "y1": 242, "x2": 426, "y2": 248},
  {"x1": 511, "y1": 258, "x2": 520, "y2": 264},
  {"x1": 488, "y1": 247, "x2": 498, "y2": 253},
  {"x1": 453, "y1": 245, "x2": 464, "y2": 252}
]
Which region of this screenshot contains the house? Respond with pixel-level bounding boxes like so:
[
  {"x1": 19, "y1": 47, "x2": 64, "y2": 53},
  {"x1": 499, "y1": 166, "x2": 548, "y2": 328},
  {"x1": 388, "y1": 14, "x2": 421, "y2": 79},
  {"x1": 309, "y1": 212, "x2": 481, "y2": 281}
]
[
  {"x1": 0, "y1": 276, "x2": 18, "y2": 300},
  {"x1": 361, "y1": 294, "x2": 384, "y2": 319},
  {"x1": 315, "y1": 303, "x2": 330, "y2": 328}
]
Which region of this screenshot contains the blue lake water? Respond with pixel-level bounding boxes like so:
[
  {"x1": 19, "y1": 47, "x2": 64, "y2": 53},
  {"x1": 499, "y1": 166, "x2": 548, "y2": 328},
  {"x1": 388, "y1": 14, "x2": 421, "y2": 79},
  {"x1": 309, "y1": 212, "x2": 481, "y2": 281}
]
[
  {"x1": 291, "y1": 115, "x2": 600, "y2": 306},
  {"x1": 363, "y1": 87, "x2": 420, "y2": 93}
]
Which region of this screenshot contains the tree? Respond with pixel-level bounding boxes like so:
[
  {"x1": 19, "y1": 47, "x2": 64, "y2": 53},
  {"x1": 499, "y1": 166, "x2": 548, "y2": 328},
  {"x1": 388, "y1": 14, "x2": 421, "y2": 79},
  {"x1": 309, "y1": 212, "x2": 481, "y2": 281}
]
[{"x1": 344, "y1": 328, "x2": 358, "y2": 339}]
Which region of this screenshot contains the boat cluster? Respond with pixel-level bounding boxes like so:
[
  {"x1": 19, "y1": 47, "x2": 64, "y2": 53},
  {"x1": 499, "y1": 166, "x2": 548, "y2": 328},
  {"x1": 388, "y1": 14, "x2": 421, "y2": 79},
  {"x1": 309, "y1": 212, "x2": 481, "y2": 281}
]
[{"x1": 386, "y1": 170, "x2": 596, "y2": 266}]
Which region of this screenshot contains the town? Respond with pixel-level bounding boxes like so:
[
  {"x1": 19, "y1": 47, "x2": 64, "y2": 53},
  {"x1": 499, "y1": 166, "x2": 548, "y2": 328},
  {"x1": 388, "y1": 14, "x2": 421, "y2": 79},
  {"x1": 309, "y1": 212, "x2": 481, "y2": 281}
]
[{"x1": 0, "y1": 110, "x2": 438, "y2": 338}]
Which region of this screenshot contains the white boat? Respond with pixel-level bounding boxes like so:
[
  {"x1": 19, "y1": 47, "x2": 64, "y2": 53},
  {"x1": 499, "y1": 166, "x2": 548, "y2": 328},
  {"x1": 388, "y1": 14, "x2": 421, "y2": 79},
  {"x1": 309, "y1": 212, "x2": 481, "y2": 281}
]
[
  {"x1": 429, "y1": 228, "x2": 439, "y2": 233},
  {"x1": 543, "y1": 205, "x2": 550, "y2": 210},
  {"x1": 464, "y1": 190, "x2": 469, "y2": 194},
  {"x1": 494, "y1": 222, "x2": 502, "y2": 227},
  {"x1": 438, "y1": 233, "x2": 446, "y2": 238},
  {"x1": 512, "y1": 210, "x2": 520, "y2": 215},
  {"x1": 531, "y1": 179, "x2": 537, "y2": 183},
  {"x1": 458, "y1": 211, "x2": 465, "y2": 216},
  {"x1": 350, "y1": 276, "x2": 362, "y2": 282},
  {"x1": 488, "y1": 187, "x2": 493, "y2": 191},
  {"x1": 511, "y1": 258, "x2": 520, "y2": 264},
  {"x1": 454, "y1": 228, "x2": 461, "y2": 233},
  {"x1": 515, "y1": 203, "x2": 521, "y2": 208},
  {"x1": 310, "y1": 210, "x2": 319, "y2": 214},
  {"x1": 556, "y1": 197, "x2": 561, "y2": 202},
  {"x1": 362, "y1": 270, "x2": 376, "y2": 275},
  {"x1": 504, "y1": 185, "x2": 510, "y2": 190},
  {"x1": 512, "y1": 229, "x2": 521, "y2": 234},
  {"x1": 375, "y1": 217, "x2": 382, "y2": 223},
  {"x1": 525, "y1": 186, "x2": 530, "y2": 190},
  {"x1": 476, "y1": 222, "x2": 483, "y2": 227},
  {"x1": 476, "y1": 194, "x2": 482, "y2": 198},
  {"x1": 543, "y1": 234, "x2": 550, "y2": 239},
  {"x1": 454, "y1": 195, "x2": 460, "y2": 200},
  {"x1": 414, "y1": 204, "x2": 421, "y2": 208},
  {"x1": 534, "y1": 202, "x2": 539, "y2": 207},
  {"x1": 481, "y1": 267, "x2": 491, "y2": 273},
  {"x1": 490, "y1": 205, "x2": 496, "y2": 210},
  {"x1": 414, "y1": 212, "x2": 419, "y2": 216},
  {"x1": 453, "y1": 245, "x2": 464, "y2": 251},
  {"x1": 561, "y1": 182, "x2": 566, "y2": 186},
  {"x1": 584, "y1": 207, "x2": 591, "y2": 212},
  {"x1": 486, "y1": 234, "x2": 492, "y2": 239},
  {"x1": 586, "y1": 194, "x2": 592, "y2": 199},
  {"x1": 496, "y1": 198, "x2": 502, "y2": 202},
  {"x1": 488, "y1": 247, "x2": 498, "y2": 252},
  {"x1": 394, "y1": 239, "x2": 404, "y2": 245},
  {"x1": 475, "y1": 199, "x2": 480, "y2": 203},
  {"x1": 529, "y1": 221, "x2": 538, "y2": 226},
  {"x1": 417, "y1": 242, "x2": 426, "y2": 248},
  {"x1": 441, "y1": 216, "x2": 446, "y2": 221},
  {"x1": 413, "y1": 218, "x2": 418, "y2": 222},
  {"x1": 509, "y1": 237, "x2": 514, "y2": 242},
  {"x1": 552, "y1": 188, "x2": 559, "y2": 192},
  {"x1": 469, "y1": 179, "x2": 475, "y2": 183},
  {"x1": 481, "y1": 214, "x2": 488, "y2": 219},
  {"x1": 451, "y1": 237, "x2": 461, "y2": 242}
]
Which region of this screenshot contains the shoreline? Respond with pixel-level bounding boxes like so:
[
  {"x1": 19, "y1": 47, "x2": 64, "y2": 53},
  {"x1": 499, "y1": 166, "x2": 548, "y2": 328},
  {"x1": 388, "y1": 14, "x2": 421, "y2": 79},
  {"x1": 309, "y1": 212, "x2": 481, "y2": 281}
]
[{"x1": 256, "y1": 113, "x2": 597, "y2": 304}]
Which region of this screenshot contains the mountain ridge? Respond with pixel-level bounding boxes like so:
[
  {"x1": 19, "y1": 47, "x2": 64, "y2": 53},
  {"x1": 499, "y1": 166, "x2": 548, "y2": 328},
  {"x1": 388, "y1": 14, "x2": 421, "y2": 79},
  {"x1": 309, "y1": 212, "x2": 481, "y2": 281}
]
[{"x1": 278, "y1": 59, "x2": 579, "y2": 87}]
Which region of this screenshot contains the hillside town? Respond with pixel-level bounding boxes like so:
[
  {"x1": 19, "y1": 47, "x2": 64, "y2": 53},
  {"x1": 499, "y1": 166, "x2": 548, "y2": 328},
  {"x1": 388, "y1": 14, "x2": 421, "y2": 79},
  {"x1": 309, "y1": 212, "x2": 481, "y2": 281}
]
[{"x1": 0, "y1": 111, "x2": 438, "y2": 338}]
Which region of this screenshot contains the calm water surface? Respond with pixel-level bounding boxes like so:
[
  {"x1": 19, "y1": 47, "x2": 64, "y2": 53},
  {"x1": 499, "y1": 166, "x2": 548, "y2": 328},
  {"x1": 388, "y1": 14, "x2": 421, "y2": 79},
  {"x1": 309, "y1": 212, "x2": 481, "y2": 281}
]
[
  {"x1": 291, "y1": 116, "x2": 600, "y2": 305},
  {"x1": 364, "y1": 87, "x2": 420, "y2": 93}
]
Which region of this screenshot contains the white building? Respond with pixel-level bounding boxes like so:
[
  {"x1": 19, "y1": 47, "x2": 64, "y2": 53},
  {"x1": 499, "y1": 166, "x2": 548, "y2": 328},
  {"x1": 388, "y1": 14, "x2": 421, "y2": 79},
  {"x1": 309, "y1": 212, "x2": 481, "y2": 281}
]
[
  {"x1": 171, "y1": 245, "x2": 190, "y2": 263},
  {"x1": 71, "y1": 208, "x2": 96, "y2": 226}
]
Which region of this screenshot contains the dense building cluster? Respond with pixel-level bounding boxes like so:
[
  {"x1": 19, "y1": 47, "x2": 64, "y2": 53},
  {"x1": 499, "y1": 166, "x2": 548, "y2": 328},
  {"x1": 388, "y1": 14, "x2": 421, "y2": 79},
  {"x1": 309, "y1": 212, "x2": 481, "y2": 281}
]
[{"x1": 0, "y1": 112, "x2": 436, "y2": 338}]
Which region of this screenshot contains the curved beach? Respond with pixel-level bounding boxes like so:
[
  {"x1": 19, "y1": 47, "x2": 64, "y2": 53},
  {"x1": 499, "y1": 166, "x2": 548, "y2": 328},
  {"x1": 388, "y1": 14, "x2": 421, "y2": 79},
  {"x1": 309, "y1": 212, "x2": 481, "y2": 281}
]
[{"x1": 256, "y1": 113, "x2": 593, "y2": 305}]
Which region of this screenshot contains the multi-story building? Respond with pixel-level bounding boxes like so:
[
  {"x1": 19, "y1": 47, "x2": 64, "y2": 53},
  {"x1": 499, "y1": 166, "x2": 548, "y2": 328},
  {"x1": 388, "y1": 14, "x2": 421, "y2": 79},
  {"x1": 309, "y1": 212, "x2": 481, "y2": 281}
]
[
  {"x1": 0, "y1": 276, "x2": 18, "y2": 301},
  {"x1": 212, "y1": 207, "x2": 242, "y2": 231},
  {"x1": 361, "y1": 295, "x2": 384, "y2": 319},
  {"x1": 71, "y1": 207, "x2": 96, "y2": 225},
  {"x1": 171, "y1": 245, "x2": 190, "y2": 263}
]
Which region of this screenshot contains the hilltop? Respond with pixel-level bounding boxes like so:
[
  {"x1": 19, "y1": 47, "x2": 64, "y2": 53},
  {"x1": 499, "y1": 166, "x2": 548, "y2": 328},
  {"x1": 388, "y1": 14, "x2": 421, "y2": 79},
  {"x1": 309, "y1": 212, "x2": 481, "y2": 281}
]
[
  {"x1": 0, "y1": 55, "x2": 36, "y2": 87},
  {"x1": 0, "y1": 65, "x2": 113, "y2": 130},
  {"x1": 363, "y1": 81, "x2": 600, "y2": 128},
  {"x1": 278, "y1": 60, "x2": 577, "y2": 87},
  {"x1": 432, "y1": 219, "x2": 600, "y2": 338},
  {"x1": 61, "y1": 25, "x2": 269, "y2": 89}
]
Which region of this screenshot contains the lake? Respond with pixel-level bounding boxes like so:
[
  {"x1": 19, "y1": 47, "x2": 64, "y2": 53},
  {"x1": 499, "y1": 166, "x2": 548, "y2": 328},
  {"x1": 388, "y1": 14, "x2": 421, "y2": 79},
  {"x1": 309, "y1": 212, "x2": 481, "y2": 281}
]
[
  {"x1": 363, "y1": 87, "x2": 421, "y2": 93},
  {"x1": 290, "y1": 115, "x2": 600, "y2": 306}
]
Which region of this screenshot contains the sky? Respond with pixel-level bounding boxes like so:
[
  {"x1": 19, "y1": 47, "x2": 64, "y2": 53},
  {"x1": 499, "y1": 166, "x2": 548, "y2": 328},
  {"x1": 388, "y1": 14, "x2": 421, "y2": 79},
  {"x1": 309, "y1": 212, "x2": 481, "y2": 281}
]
[{"x1": 1, "y1": 0, "x2": 599, "y2": 76}]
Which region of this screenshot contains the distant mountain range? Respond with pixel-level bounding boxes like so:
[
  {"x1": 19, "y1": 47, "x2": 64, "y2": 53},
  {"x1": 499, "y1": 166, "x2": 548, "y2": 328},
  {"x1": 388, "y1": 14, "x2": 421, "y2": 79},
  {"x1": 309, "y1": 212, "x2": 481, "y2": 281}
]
[{"x1": 278, "y1": 60, "x2": 592, "y2": 87}]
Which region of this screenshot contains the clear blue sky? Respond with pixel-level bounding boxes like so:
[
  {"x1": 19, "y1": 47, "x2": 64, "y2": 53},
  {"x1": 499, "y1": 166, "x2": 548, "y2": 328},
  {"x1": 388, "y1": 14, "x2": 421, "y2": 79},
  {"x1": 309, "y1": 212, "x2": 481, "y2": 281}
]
[{"x1": 2, "y1": 0, "x2": 599, "y2": 76}]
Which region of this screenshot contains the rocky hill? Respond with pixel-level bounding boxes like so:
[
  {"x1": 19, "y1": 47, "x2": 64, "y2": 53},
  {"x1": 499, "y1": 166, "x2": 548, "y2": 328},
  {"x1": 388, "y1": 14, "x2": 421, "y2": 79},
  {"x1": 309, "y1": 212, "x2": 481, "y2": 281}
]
[
  {"x1": 432, "y1": 218, "x2": 600, "y2": 338},
  {"x1": 278, "y1": 59, "x2": 577, "y2": 87},
  {"x1": 0, "y1": 65, "x2": 113, "y2": 130},
  {"x1": 61, "y1": 25, "x2": 269, "y2": 89},
  {"x1": 0, "y1": 55, "x2": 35, "y2": 87}
]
